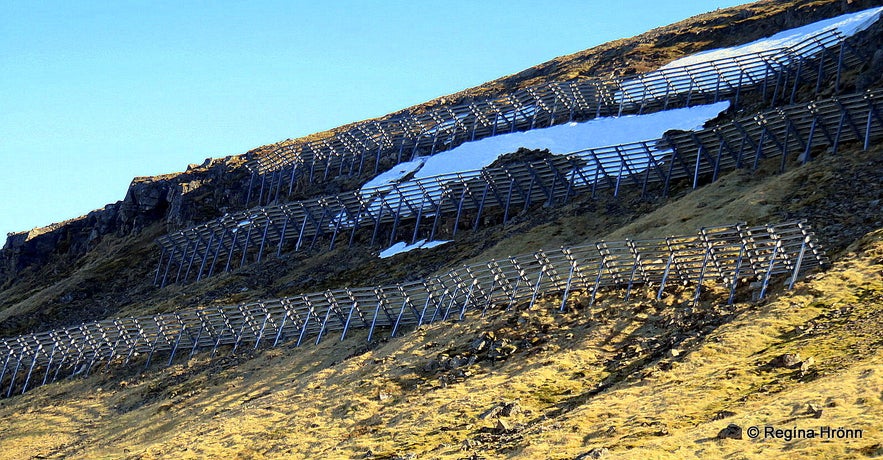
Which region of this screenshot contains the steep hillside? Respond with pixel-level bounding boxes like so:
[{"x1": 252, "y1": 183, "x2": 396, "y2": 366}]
[
  {"x1": 1, "y1": 1, "x2": 883, "y2": 458},
  {"x1": 0, "y1": 144, "x2": 880, "y2": 459},
  {"x1": 2, "y1": 0, "x2": 882, "y2": 340}
]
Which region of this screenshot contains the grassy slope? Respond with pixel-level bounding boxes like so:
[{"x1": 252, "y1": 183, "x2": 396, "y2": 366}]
[{"x1": 0, "y1": 144, "x2": 881, "y2": 459}]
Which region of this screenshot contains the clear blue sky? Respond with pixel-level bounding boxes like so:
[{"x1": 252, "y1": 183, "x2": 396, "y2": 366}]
[{"x1": 0, "y1": 0, "x2": 750, "y2": 238}]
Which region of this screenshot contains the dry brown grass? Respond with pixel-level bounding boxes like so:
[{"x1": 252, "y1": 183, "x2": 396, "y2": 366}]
[{"x1": 0, "y1": 224, "x2": 880, "y2": 459}]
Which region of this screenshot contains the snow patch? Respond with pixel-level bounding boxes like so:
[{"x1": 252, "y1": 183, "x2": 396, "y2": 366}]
[
  {"x1": 361, "y1": 157, "x2": 427, "y2": 189},
  {"x1": 379, "y1": 239, "x2": 451, "y2": 259},
  {"x1": 369, "y1": 101, "x2": 729, "y2": 188},
  {"x1": 617, "y1": 7, "x2": 883, "y2": 103},
  {"x1": 345, "y1": 102, "x2": 729, "y2": 232},
  {"x1": 662, "y1": 7, "x2": 883, "y2": 69}
]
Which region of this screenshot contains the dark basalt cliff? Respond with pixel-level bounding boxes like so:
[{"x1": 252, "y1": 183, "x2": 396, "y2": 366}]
[{"x1": 1, "y1": 156, "x2": 252, "y2": 288}]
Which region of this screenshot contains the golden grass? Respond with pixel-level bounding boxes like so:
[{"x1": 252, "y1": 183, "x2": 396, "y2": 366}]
[{"x1": 0, "y1": 226, "x2": 880, "y2": 459}]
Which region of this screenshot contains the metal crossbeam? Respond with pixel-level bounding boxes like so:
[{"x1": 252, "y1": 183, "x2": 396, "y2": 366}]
[
  {"x1": 157, "y1": 89, "x2": 882, "y2": 283},
  {"x1": 242, "y1": 26, "x2": 867, "y2": 207},
  {"x1": 2, "y1": 221, "x2": 827, "y2": 397}
]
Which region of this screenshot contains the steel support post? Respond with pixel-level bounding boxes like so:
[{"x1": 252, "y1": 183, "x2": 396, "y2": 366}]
[
  {"x1": 452, "y1": 187, "x2": 468, "y2": 237},
  {"x1": 272, "y1": 305, "x2": 291, "y2": 347},
  {"x1": 759, "y1": 241, "x2": 781, "y2": 300},
  {"x1": 503, "y1": 179, "x2": 514, "y2": 224},
  {"x1": 442, "y1": 286, "x2": 461, "y2": 321},
  {"x1": 340, "y1": 301, "x2": 358, "y2": 342},
  {"x1": 589, "y1": 258, "x2": 606, "y2": 308},
  {"x1": 789, "y1": 58, "x2": 803, "y2": 104},
  {"x1": 245, "y1": 171, "x2": 255, "y2": 207},
  {"x1": 728, "y1": 244, "x2": 746, "y2": 305},
  {"x1": 803, "y1": 116, "x2": 818, "y2": 164},
  {"x1": 143, "y1": 324, "x2": 164, "y2": 371},
  {"x1": 189, "y1": 320, "x2": 206, "y2": 359},
  {"x1": 505, "y1": 278, "x2": 522, "y2": 311},
  {"x1": 388, "y1": 192, "x2": 405, "y2": 247},
  {"x1": 257, "y1": 220, "x2": 271, "y2": 262},
  {"x1": 22, "y1": 349, "x2": 40, "y2": 395},
  {"x1": 692, "y1": 247, "x2": 712, "y2": 306},
  {"x1": 160, "y1": 244, "x2": 176, "y2": 288},
  {"x1": 196, "y1": 231, "x2": 216, "y2": 281},
  {"x1": 657, "y1": 253, "x2": 675, "y2": 300},
  {"x1": 224, "y1": 230, "x2": 240, "y2": 273},
  {"x1": 391, "y1": 298, "x2": 409, "y2": 338},
  {"x1": 473, "y1": 182, "x2": 490, "y2": 230},
  {"x1": 295, "y1": 214, "x2": 309, "y2": 252},
  {"x1": 559, "y1": 262, "x2": 577, "y2": 312},
  {"x1": 625, "y1": 253, "x2": 641, "y2": 302},
  {"x1": 370, "y1": 204, "x2": 385, "y2": 247},
  {"x1": 154, "y1": 248, "x2": 166, "y2": 286},
  {"x1": 412, "y1": 194, "x2": 427, "y2": 244},
  {"x1": 41, "y1": 342, "x2": 57, "y2": 387},
  {"x1": 367, "y1": 301, "x2": 382, "y2": 342},
  {"x1": 6, "y1": 352, "x2": 24, "y2": 398},
  {"x1": 167, "y1": 325, "x2": 186, "y2": 367},
  {"x1": 459, "y1": 281, "x2": 478, "y2": 321},
  {"x1": 277, "y1": 216, "x2": 290, "y2": 256},
  {"x1": 207, "y1": 232, "x2": 226, "y2": 278},
  {"x1": 429, "y1": 289, "x2": 450, "y2": 324},
  {"x1": 176, "y1": 239, "x2": 196, "y2": 284},
  {"x1": 788, "y1": 237, "x2": 809, "y2": 291}
]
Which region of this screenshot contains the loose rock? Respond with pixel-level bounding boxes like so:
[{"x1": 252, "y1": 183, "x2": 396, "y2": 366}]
[
  {"x1": 717, "y1": 423, "x2": 743, "y2": 440},
  {"x1": 575, "y1": 447, "x2": 609, "y2": 459},
  {"x1": 768, "y1": 353, "x2": 802, "y2": 369}
]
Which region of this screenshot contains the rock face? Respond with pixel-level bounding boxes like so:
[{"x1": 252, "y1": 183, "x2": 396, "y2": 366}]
[{"x1": 0, "y1": 156, "x2": 251, "y2": 287}]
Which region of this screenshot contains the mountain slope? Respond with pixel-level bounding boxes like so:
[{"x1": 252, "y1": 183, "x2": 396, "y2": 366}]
[
  {"x1": 1, "y1": 0, "x2": 882, "y2": 458},
  {"x1": 4, "y1": 0, "x2": 883, "y2": 341},
  {"x1": 0, "y1": 145, "x2": 880, "y2": 459}
]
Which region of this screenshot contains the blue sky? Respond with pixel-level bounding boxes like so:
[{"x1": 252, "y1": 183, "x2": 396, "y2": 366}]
[{"x1": 0, "y1": 0, "x2": 749, "y2": 238}]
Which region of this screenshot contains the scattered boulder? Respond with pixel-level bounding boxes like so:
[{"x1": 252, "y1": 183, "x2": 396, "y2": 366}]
[
  {"x1": 712, "y1": 410, "x2": 737, "y2": 421},
  {"x1": 470, "y1": 333, "x2": 493, "y2": 352},
  {"x1": 807, "y1": 403, "x2": 823, "y2": 419},
  {"x1": 495, "y1": 419, "x2": 513, "y2": 434},
  {"x1": 768, "y1": 353, "x2": 802, "y2": 369},
  {"x1": 479, "y1": 401, "x2": 522, "y2": 420},
  {"x1": 499, "y1": 401, "x2": 522, "y2": 417},
  {"x1": 717, "y1": 423, "x2": 743, "y2": 440},
  {"x1": 478, "y1": 405, "x2": 503, "y2": 420},
  {"x1": 800, "y1": 356, "x2": 815, "y2": 374},
  {"x1": 575, "y1": 447, "x2": 609, "y2": 459}
]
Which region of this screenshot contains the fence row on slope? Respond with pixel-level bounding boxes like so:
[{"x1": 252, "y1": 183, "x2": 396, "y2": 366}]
[
  {"x1": 245, "y1": 28, "x2": 865, "y2": 207},
  {"x1": 154, "y1": 89, "x2": 883, "y2": 286},
  {"x1": 0, "y1": 220, "x2": 825, "y2": 398}
]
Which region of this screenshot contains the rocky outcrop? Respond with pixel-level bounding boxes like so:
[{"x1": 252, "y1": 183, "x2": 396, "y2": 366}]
[{"x1": 0, "y1": 156, "x2": 251, "y2": 287}]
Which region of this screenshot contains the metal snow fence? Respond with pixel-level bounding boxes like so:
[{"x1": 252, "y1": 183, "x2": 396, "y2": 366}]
[
  {"x1": 155, "y1": 90, "x2": 882, "y2": 285},
  {"x1": 1, "y1": 220, "x2": 825, "y2": 398}
]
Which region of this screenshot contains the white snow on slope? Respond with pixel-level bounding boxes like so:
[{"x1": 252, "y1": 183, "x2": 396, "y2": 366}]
[
  {"x1": 363, "y1": 101, "x2": 729, "y2": 190},
  {"x1": 348, "y1": 101, "x2": 729, "y2": 233},
  {"x1": 361, "y1": 157, "x2": 427, "y2": 189},
  {"x1": 379, "y1": 239, "x2": 451, "y2": 259},
  {"x1": 617, "y1": 6, "x2": 883, "y2": 103},
  {"x1": 662, "y1": 6, "x2": 883, "y2": 69}
]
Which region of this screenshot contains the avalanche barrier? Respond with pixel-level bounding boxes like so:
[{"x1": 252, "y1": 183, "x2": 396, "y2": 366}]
[
  {"x1": 155, "y1": 89, "x2": 881, "y2": 285},
  {"x1": 1, "y1": 220, "x2": 824, "y2": 398},
  {"x1": 244, "y1": 24, "x2": 869, "y2": 207}
]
